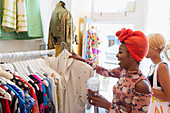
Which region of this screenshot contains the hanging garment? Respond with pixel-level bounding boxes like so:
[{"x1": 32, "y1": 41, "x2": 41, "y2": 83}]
[
  {"x1": 44, "y1": 49, "x2": 94, "y2": 113},
  {"x1": 0, "y1": 0, "x2": 43, "y2": 40},
  {"x1": 86, "y1": 28, "x2": 100, "y2": 64},
  {"x1": 0, "y1": 85, "x2": 11, "y2": 113},
  {"x1": 1, "y1": 0, "x2": 16, "y2": 32},
  {"x1": 0, "y1": 102, "x2": 3, "y2": 113},
  {"x1": 25, "y1": 0, "x2": 43, "y2": 37},
  {"x1": 16, "y1": 0, "x2": 27, "y2": 33},
  {"x1": 29, "y1": 75, "x2": 44, "y2": 113},
  {"x1": 5, "y1": 83, "x2": 26, "y2": 112},
  {"x1": 15, "y1": 74, "x2": 40, "y2": 113},
  {"x1": 10, "y1": 74, "x2": 30, "y2": 94},
  {"x1": 9, "y1": 83, "x2": 27, "y2": 113},
  {"x1": 46, "y1": 75, "x2": 58, "y2": 113},
  {"x1": 5, "y1": 86, "x2": 20, "y2": 113},
  {"x1": 48, "y1": 3, "x2": 75, "y2": 52},
  {"x1": 45, "y1": 78, "x2": 56, "y2": 113},
  {"x1": 2, "y1": 0, "x2": 27, "y2": 33}
]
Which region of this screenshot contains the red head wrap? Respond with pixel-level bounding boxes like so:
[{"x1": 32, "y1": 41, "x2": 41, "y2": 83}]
[{"x1": 116, "y1": 28, "x2": 149, "y2": 62}]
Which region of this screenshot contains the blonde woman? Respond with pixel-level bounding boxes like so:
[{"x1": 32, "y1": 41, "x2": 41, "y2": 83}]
[{"x1": 146, "y1": 33, "x2": 170, "y2": 102}]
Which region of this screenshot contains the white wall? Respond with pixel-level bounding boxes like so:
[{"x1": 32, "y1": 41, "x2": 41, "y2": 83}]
[
  {"x1": 39, "y1": 0, "x2": 59, "y2": 48},
  {"x1": 146, "y1": 0, "x2": 170, "y2": 39},
  {"x1": 71, "y1": 0, "x2": 92, "y2": 26}
]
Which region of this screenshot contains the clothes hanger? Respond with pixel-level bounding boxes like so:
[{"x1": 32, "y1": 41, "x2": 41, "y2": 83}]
[
  {"x1": 22, "y1": 52, "x2": 49, "y2": 87},
  {"x1": 11, "y1": 53, "x2": 40, "y2": 90},
  {"x1": 19, "y1": 61, "x2": 31, "y2": 76},
  {"x1": 29, "y1": 59, "x2": 49, "y2": 86},
  {"x1": 60, "y1": 41, "x2": 67, "y2": 51},
  {"x1": 21, "y1": 53, "x2": 37, "y2": 75},
  {"x1": 30, "y1": 59, "x2": 45, "y2": 75},
  {"x1": 0, "y1": 70, "x2": 13, "y2": 80},
  {"x1": 12, "y1": 52, "x2": 35, "y2": 83},
  {"x1": 25, "y1": 60, "x2": 49, "y2": 87},
  {"x1": 0, "y1": 87, "x2": 12, "y2": 101},
  {"x1": 37, "y1": 57, "x2": 61, "y2": 79},
  {"x1": 0, "y1": 75, "x2": 15, "y2": 86},
  {"x1": 6, "y1": 63, "x2": 15, "y2": 74},
  {"x1": 35, "y1": 56, "x2": 60, "y2": 78},
  {"x1": 12, "y1": 61, "x2": 35, "y2": 83},
  {"x1": 9, "y1": 52, "x2": 28, "y2": 79}
]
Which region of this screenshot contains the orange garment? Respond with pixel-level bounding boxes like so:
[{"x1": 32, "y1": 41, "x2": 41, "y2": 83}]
[
  {"x1": 55, "y1": 45, "x2": 62, "y2": 57},
  {"x1": 116, "y1": 28, "x2": 149, "y2": 62}
]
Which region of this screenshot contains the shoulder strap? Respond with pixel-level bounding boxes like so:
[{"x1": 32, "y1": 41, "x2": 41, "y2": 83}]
[{"x1": 153, "y1": 62, "x2": 165, "y2": 88}]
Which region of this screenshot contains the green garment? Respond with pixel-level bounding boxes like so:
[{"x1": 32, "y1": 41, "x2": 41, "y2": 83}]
[
  {"x1": 48, "y1": 3, "x2": 74, "y2": 52},
  {"x1": 25, "y1": 0, "x2": 43, "y2": 37},
  {"x1": 0, "y1": 0, "x2": 43, "y2": 40}
]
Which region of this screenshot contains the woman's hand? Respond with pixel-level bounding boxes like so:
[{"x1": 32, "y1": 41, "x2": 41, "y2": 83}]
[
  {"x1": 69, "y1": 52, "x2": 86, "y2": 62},
  {"x1": 87, "y1": 89, "x2": 111, "y2": 110}
]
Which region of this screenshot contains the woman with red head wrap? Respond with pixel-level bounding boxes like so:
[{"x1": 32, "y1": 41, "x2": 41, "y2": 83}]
[
  {"x1": 116, "y1": 28, "x2": 149, "y2": 62},
  {"x1": 69, "y1": 28, "x2": 151, "y2": 113}
]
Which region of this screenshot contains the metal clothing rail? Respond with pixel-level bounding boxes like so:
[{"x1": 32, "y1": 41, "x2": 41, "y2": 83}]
[{"x1": 0, "y1": 49, "x2": 55, "y2": 60}]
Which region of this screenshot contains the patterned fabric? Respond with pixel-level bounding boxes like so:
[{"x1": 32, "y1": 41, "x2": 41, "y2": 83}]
[
  {"x1": 2, "y1": 0, "x2": 16, "y2": 31},
  {"x1": 23, "y1": 91, "x2": 35, "y2": 113},
  {"x1": 5, "y1": 85, "x2": 20, "y2": 113},
  {"x1": 0, "y1": 0, "x2": 42, "y2": 40},
  {"x1": 15, "y1": 74, "x2": 40, "y2": 113},
  {"x1": 86, "y1": 28, "x2": 100, "y2": 64},
  {"x1": 0, "y1": 85, "x2": 11, "y2": 113},
  {"x1": 9, "y1": 83, "x2": 27, "y2": 113},
  {"x1": 5, "y1": 84, "x2": 25, "y2": 112},
  {"x1": 10, "y1": 74, "x2": 30, "y2": 94},
  {"x1": 86, "y1": 61, "x2": 151, "y2": 113},
  {"x1": 44, "y1": 50, "x2": 94, "y2": 113},
  {"x1": 47, "y1": 97, "x2": 56, "y2": 113},
  {"x1": 29, "y1": 75, "x2": 44, "y2": 113},
  {"x1": 48, "y1": 3, "x2": 75, "y2": 53},
  {"x1": 16, "y1": 0, "x2": 27, "y2": 33},
  {"x1": 2, "y1": 0, "x2": 27, "y2": 33},
  {"x1": 32, "y1": 74, "x2": 48, "y2": 112},
  {"x1": 42, "y1": 84, "x2": 48, "y2": 112},
  {"x1": 29, "y1": 74, "x2": 49, "y2": 113}
]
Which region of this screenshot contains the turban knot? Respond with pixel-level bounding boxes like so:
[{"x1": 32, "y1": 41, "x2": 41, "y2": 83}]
[
  {"x1": 116, "y1": 28, "x2": 133, "y2": 43},
  {"x1": 116, "y1": 28, "x2": 149, "y2": 62}
]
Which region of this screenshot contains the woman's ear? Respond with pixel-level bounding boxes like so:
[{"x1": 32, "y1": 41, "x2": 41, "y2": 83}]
[{"x1": 157, "y1": 48, "x2": 162, "y2": 53}]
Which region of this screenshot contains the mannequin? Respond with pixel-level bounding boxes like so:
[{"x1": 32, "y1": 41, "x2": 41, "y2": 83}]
[
  {"x1": 59, "y1": 1, "x2": 66, "y2": 8},
  {"x1": 48, "y1": 1, "x2": 77, "y2": 57}
]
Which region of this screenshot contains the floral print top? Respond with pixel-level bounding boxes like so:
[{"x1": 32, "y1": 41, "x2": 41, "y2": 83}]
[{"x1": 86, "y1": 61, "x2": 151, "y2": 113}]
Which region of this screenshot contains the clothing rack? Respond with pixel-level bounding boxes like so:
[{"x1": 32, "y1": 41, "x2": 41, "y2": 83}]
[{"x1": 0, "y1": 49, "x2": 55, "y2": 61}]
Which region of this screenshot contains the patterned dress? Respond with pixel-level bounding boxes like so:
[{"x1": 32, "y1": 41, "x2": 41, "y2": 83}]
[{"x1": 86, "y1": 61, "x2": 151, "y2": 113}]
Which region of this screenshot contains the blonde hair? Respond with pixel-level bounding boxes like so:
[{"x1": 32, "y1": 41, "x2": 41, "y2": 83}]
[{"x1": 147, "y1": 33, "x2": 166, "y2": 53}]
